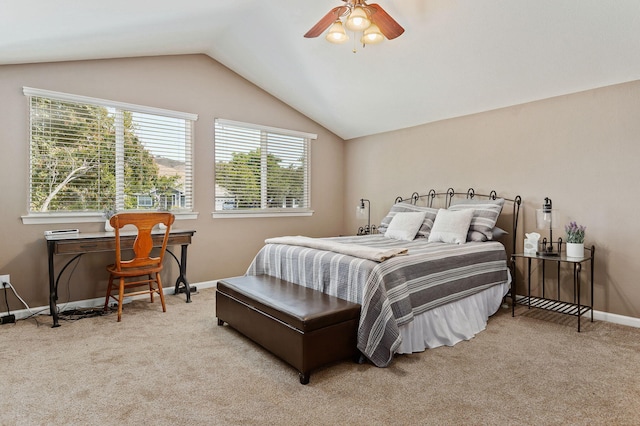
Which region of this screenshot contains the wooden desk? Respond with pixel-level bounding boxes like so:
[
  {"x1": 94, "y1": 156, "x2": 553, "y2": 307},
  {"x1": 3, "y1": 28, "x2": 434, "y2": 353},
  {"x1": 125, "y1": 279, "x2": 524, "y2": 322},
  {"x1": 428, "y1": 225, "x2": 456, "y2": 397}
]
[{"x1": 46, "y1": 229, "x2": 196, "y2": 327}]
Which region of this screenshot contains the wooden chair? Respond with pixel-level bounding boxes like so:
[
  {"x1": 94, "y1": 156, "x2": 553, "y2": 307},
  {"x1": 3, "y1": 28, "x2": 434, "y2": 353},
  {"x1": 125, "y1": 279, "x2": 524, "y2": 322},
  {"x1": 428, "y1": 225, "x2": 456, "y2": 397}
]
[{"x1": 104, "y1": 212, "x2": 175, "y2": 322}]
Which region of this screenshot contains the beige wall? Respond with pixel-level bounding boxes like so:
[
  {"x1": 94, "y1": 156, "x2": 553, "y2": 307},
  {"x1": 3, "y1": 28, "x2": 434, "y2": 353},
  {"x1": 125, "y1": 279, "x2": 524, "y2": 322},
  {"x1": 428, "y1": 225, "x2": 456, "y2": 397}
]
[
  {"x1": 345, "y1": 80, "x2": 640, "y2": 319},
  {"x1": 2, "y1": 53, "x2": 638, "y2": 321},
  {"x1": 0, "y1": 55, "x2": 345, "y2": 309}
]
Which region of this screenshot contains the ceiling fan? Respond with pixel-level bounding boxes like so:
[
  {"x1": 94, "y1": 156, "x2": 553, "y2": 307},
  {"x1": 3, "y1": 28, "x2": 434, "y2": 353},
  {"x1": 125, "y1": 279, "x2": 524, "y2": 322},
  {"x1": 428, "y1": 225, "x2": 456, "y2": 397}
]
[{"x1": 304, "y1": 0, "x2": 404, "y2": 47}]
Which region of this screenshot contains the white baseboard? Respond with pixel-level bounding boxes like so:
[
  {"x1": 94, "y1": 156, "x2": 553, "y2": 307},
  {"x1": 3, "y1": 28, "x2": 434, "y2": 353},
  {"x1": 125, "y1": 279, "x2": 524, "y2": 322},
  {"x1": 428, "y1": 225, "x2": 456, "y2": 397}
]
[
  {"x1": 195, "y1": 280, "x2": 217, "y2": 290},
  {"x1": 2, "y1": 280, "x2": 219, "y2": 321},
  {"x1": 592, "y1": 310, "x2": 640, "y2": 328},
  {"x1": 4, "y1": 282, "x2": 639, "y2": 329}
]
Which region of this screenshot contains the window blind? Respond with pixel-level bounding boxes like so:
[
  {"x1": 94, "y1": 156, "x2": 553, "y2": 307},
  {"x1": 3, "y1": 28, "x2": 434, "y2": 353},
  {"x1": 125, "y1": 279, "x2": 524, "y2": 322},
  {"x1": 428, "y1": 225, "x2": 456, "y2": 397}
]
[
  {"x1": 214, "y1": 119, "x2": 315, "y2": 213},
  {"x1": 25, "y1": 87, "x2": 196, "y2": 214}
]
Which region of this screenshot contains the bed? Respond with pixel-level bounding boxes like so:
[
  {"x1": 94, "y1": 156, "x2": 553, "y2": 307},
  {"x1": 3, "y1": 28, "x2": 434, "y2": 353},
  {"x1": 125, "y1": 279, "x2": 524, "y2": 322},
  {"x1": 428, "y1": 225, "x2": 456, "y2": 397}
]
[{"x1": 246, "y1": 188, "x2": 522, "y2": 367}]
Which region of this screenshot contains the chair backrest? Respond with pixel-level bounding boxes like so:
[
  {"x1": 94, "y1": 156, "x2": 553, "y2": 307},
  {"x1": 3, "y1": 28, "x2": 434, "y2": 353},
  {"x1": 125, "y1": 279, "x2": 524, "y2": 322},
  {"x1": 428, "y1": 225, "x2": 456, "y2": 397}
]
[{"x1": 110, "y1": 212, "x2": 175, "y2": 271}]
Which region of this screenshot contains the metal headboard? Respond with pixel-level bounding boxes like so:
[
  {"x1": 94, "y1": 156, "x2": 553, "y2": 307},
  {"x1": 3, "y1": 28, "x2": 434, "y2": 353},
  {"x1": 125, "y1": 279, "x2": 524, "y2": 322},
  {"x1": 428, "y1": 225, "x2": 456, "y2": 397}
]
[{"x1": 394, "y1": 187, "x2": 522, "y2": 254}]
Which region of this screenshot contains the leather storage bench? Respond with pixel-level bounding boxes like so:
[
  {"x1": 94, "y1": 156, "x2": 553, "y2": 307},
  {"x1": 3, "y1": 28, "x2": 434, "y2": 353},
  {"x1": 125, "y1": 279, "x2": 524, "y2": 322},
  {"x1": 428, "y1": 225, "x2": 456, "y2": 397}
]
[{"x1": 216, "y1": 275, "x2": 361, "y2": 384}]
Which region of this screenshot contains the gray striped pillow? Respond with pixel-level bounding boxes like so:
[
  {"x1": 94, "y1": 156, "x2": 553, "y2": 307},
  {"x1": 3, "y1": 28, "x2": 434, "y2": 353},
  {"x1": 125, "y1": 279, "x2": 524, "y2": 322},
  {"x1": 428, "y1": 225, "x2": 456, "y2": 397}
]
[
  {"x1": 448, "y1": 198, "x2": 505, "y2": 241},
  {"x1": 378, "y1": 203, "x2": 439, "y2": 239}
]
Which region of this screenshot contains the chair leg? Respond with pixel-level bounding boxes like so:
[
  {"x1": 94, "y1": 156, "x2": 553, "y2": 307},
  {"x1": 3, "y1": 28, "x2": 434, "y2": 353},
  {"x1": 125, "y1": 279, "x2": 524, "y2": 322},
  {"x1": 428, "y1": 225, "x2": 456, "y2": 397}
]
[
  {"x1": 104, "y1": 275, "x2": 114, "y2": 312},
  {"x1": 117, "y1": 277, "x2": 125, "y2": 322},
  {"x1": 149, "y1": 274, "x2": 154, "y2": 303},
  {"x1": 156, "y1": 273, "x2": 167, "y2": 313}
]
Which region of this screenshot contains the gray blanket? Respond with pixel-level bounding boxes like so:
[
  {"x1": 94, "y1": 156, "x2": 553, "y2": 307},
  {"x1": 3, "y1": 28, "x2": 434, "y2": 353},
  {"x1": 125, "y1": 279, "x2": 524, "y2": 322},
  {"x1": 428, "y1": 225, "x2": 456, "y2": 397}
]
[{"x1": 247, "y1": 235, "x2": 508, "y2": 367}]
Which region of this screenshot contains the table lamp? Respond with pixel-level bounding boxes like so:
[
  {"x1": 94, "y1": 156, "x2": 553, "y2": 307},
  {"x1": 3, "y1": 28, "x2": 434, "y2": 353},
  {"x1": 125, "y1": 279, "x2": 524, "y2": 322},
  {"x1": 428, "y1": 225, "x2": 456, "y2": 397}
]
[
  {"x1": 356, "y1": 198, "x2": 375, "y2": 235},
  {"x1": 536, "y1": 197, "x2": 561, "y2": 255}
]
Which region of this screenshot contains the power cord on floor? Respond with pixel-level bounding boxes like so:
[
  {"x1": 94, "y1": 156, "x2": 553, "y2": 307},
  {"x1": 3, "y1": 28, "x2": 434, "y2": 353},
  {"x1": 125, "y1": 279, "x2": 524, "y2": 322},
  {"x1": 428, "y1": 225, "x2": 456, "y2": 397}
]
[
  {"x1": 1, "y1": 279, "x2": 39, "y2": 324},
  {"x1": 54, "y1": 255, "x2": 116, "y2": 322},
  {"x1": 0, "y1": 278, "x2": 78, "y2": 327},
  {"x1": 58, "y1": 307, "x2": 114, "y2": 321}
]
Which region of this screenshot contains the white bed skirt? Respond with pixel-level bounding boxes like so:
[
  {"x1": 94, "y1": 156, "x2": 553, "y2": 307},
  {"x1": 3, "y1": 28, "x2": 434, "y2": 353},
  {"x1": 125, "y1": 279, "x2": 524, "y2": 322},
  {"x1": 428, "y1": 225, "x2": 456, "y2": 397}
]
[{"x1": 396, "y1": 274, "x2": 511, "y2": 354}]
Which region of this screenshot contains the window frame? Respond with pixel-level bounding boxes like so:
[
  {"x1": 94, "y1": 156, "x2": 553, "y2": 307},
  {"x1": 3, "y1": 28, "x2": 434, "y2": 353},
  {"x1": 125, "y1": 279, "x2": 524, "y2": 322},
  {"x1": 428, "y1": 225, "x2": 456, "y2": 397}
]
[
  {"x1": 21, "y1": 87, "x2": 199, "y2": 225},
  {"x1": 213, "y1": 118, "x2": 316, "y2": 219}
]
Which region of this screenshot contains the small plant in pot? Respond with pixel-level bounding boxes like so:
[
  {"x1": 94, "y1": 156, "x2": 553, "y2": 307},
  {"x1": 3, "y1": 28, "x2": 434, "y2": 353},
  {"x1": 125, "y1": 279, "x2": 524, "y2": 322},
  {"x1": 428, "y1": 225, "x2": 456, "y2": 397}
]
[
  {"x1": 104, "y1": 208, "x2": 117, "y2": 232},
  {"x1": 564, "y1": 221, "x2": 586, "y2": 258}
]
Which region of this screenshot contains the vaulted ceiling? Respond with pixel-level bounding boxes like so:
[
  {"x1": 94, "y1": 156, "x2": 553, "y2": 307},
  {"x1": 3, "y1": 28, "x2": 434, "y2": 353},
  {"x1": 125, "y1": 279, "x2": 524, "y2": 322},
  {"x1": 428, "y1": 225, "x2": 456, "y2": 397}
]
[{"x1": 2, "y1": 0, "x2": 639, "y2": 139}]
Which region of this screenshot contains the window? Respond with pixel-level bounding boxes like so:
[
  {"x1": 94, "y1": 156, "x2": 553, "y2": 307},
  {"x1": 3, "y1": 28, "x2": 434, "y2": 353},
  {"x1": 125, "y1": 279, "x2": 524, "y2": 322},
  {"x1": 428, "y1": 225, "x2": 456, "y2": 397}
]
[
  {"x1": 214, "y1": 119, "x2": 316, "y2": 216},
  {"x1": 24, "y1": 87, "x2": 197, "y2": 221}
]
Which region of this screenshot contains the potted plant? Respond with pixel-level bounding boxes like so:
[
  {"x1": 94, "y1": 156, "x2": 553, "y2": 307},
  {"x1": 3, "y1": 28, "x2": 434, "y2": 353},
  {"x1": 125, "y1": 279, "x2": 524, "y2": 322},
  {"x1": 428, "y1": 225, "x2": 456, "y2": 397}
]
[
  {"x1": 104, "y1": 208, "x2": 116, "y2": 232},
  {"x1": 564, "y1": 221, "x2": 586, "y2": 258}
]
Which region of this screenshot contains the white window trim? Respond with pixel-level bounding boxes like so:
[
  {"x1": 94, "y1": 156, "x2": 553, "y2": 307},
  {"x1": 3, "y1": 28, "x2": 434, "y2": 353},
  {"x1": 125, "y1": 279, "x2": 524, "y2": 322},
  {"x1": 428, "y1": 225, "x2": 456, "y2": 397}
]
[
  {"x1": 215, "y1": 118, "x2": 317, "y2": 140},
  {"x1": 22, "y1": 87, "x2": 198, "y2": 121},
  {"x1": 22, "y1": 87, "x2": 198, "y2": 225},
  {"x1": 212, "y1": 209, "x2": 314, "y2": 219},
  {"x1": 213, "y1": 118, "x2": 317, "y2": 218},
  {"x1": 22, "y1": 211, "x2": 199, "y2": 225}
]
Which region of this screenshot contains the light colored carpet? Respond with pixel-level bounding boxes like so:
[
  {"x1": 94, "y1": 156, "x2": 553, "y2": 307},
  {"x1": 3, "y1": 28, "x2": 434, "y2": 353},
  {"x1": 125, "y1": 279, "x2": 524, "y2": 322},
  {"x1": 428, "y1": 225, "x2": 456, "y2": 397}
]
[{"x1": 1, "y1": 287, "x2": 639, "y2": 425}]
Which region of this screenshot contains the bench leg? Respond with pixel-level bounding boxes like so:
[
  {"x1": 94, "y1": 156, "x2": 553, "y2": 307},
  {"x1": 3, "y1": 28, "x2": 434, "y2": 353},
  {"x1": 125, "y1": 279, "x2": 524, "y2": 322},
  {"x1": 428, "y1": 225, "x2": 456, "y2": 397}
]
[
  {"x1": 217, "y1": 318, "x2": 224, "y2": 326},
  {"x1": 299, "y1": 372, "x2": 310, "y2": 385}
]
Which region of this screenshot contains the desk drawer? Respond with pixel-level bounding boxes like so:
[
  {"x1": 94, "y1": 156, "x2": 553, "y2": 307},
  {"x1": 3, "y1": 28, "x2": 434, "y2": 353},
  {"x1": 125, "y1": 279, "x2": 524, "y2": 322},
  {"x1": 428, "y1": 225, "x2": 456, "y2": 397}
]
[
  {"x1": 53, "y1": 233, "x2": 193, "y2": 255},
  {"x1": 54, "y1": 239, "x2": 116, "y2": 254},
  {"x1": 165, "y1": 234, "x2": 192, "y2": 245}
]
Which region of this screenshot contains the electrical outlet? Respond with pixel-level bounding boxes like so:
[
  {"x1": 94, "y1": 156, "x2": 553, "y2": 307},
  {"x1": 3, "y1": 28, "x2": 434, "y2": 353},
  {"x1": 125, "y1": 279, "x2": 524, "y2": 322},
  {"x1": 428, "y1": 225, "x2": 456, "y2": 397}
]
[
  {"x1": 0, "y1": 274, "x2": 15, "y2": 325},
  {"x1": 0, "y1": 274, "x2": 9, "y2": 288}
]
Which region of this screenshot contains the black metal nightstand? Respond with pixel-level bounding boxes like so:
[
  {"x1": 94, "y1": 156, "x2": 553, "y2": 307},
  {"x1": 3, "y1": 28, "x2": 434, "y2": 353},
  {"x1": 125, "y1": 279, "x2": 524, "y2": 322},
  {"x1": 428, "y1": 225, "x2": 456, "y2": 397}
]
[{"x1": 511, "y1": 245, "x2": 595, "y2": 331}]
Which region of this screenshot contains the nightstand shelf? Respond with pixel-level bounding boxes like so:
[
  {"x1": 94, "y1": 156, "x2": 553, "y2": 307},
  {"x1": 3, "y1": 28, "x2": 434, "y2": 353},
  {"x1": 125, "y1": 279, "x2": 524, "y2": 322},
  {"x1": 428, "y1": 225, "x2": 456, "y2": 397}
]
[
  {"x1": 511, "y1": 245, "x2": 595, "y2": 331},
  {"x1": 514, "y1": 295, "x2": 591, "y2": 317}
]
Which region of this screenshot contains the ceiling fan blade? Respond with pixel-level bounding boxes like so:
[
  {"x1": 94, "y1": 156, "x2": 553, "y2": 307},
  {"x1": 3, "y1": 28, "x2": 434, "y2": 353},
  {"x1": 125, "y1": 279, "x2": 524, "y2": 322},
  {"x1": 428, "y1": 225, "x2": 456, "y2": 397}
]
[
  {"x1": 368, "y1": 4, "x2": 405, "y2": 40},
  {"x1": 304, "y1": 6, "x2": 348, "y2": 38}
]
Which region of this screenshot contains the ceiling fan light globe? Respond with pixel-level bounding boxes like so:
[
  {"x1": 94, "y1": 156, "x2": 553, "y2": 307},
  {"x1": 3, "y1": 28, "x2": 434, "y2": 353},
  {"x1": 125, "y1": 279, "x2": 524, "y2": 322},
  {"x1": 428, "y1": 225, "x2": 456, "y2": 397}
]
[
  {"x1": 362, "y1": 23, "x2": 384, "y2": 44},
  {"x1": 325, "y1": 20, "x2": 349, "y2": 44},
  {"x1": 345, "y1": 6, "x2": 371, "y2": 32}
]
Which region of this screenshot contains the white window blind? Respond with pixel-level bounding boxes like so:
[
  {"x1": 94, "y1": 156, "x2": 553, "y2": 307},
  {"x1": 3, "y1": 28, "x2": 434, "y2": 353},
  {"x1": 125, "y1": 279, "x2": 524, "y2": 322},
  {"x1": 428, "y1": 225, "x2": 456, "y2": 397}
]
[
  {"x1": 24, "y1": 87, "x2": 196, "y2": 215},
  {"x1": 214, "y1": 119, "x2": 316, "y2": 214}
]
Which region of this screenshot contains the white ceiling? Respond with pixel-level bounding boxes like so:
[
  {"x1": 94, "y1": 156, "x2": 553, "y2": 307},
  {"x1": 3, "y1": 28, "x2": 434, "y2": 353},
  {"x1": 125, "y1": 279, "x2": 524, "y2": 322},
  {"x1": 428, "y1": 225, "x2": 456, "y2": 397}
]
[{"x1": 2, "y1": 0, "x2": 639, "y2": 140}]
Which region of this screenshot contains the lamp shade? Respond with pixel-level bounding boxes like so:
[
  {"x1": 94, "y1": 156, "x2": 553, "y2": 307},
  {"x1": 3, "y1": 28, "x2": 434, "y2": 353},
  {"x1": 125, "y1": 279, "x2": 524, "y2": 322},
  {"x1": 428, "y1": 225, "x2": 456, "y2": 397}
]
[
  {"x1": 325, "y1": 20, "x2": 349, "y2": 44},
  {"x1": 536, "y1": 208, "x2": 560, "y2": 229},
  {"x1": 535, "y1": 197, "x2": 561, "y2": 255},
  {"x1": 356, "y1": 198, "x2": 372, "y2": 235},
  {"x1": 345, "y1": 6, "x2": 371, "y2": 32},
  {"x1": 536, "y1": 197, "x2": 559, "y2": 230},
  {"x1": 362, "y1": 23, "x2": 384, "y2": 45}
]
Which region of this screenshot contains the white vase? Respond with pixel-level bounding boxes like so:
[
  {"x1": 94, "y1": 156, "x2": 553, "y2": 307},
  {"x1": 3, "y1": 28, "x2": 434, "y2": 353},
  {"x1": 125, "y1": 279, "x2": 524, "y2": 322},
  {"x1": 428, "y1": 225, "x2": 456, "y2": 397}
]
[
  {"x1": 105, "y1": 220, "x2": 114, "y2": 232},
  {"x1": 566, "y1": 242, "x2": 584, "y2": 258}
]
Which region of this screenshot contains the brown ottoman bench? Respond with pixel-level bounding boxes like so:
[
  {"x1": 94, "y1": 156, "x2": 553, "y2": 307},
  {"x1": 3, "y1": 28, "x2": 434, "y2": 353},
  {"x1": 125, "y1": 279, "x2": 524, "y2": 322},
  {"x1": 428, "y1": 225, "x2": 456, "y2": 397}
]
[{"x1": 216, "y1": 275, "x2": 361, "y2": 384}]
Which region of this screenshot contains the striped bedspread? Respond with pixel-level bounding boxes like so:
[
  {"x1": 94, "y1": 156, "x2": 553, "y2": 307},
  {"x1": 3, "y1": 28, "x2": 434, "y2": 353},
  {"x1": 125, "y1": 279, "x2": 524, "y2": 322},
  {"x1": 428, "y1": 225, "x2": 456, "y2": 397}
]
[{"x1": 246, "y1": 234, "x2": 508, "y2": 367}]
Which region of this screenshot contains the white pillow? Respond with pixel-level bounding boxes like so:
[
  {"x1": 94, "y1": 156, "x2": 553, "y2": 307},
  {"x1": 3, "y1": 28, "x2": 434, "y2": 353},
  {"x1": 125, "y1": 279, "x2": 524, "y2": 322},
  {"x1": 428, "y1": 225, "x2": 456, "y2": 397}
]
[
  {"x1": 448, "y1": 198, "x2": 505, "y2": 241},
  {"x1": 384, "y1": 211, "x2": 427, "y2": 241},
  {"x1": 378, "y1": 203, "x2": 438, "y2": 238},
  {"x1": 427, "y1": 209, "x2": 474, "y2": 244}
]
